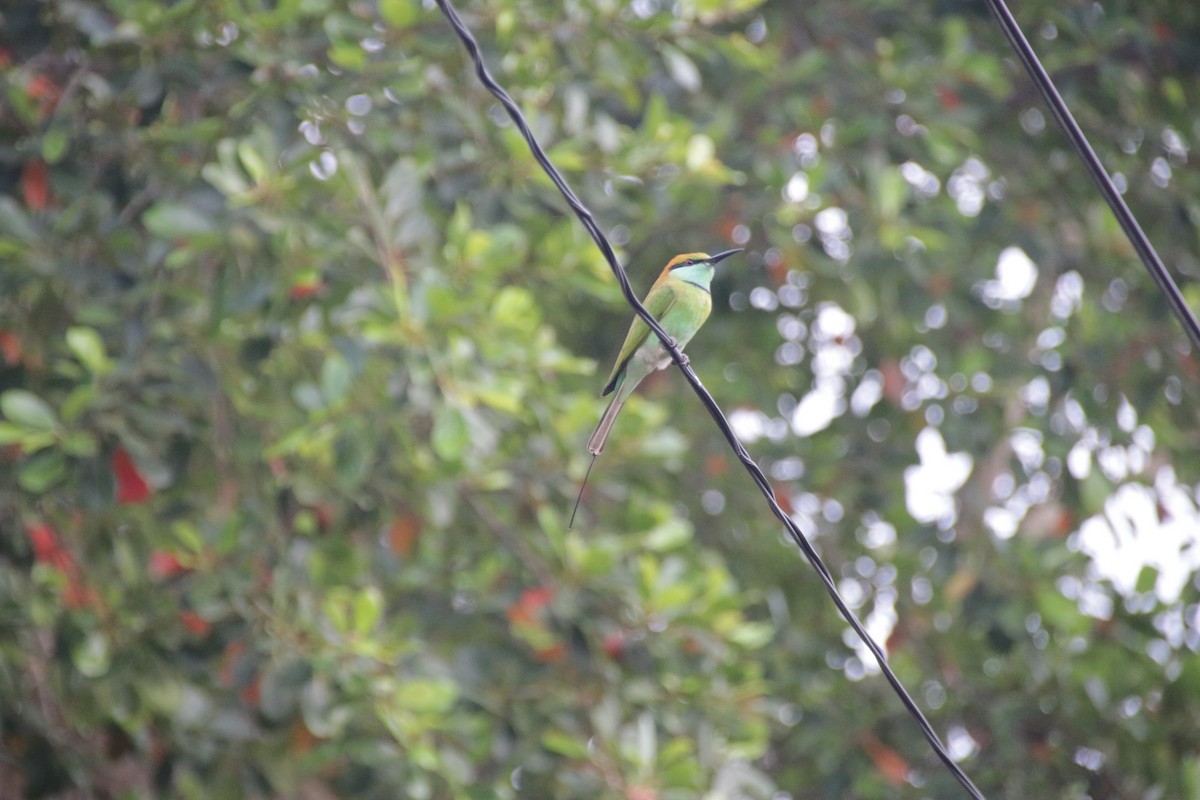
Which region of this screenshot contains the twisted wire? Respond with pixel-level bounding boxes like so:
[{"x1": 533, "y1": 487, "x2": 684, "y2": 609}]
[{"x1": 984, "y1": 0, "x2": 1200, "y2": 352}]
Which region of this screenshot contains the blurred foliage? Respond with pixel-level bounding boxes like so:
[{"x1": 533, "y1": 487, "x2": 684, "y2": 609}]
[{"x1": 2, "y1": 0, "x2": 1200, "y2": 797}]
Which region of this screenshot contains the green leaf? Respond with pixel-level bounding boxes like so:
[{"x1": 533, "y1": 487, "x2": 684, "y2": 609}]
[
  {"x1": 491, "y1": 286, "x2": 539, "y2": 332},
  {"x1": 60, "y1": 384, "x2": 97, "y2": 422},
  {"x1": 19, "y1": 449, "x2": 67, "y2": 493},
  {"x1": 293, "y1": 383, "x2": 324, "y2": 412},
  {"x1": 73, "y1": 632, "x2": 112, "y2": 678},
  {"x1": 565, "y1": 532, "x2": 619, "y2": 577},
  {"x1": 1036, "y1": 586, "x2": 1086, "y2": 634},
  {"x1": 728, "y1": 622, "x2": 775, "y2": 649},
  {"x1": 662, "y1": 45, "x2": 701, "y2": 92},
  {"x1": 171, "y1": 520, "x2": 205, "y2": 553},
  {"x1": 42, "y1": 128, "x2": 69, "y2": 164},
  {"x1": 1134, "y1": 565, "x2": 1158, "y2": 595},
  {"x1": 541, "y1": 730, "x2": 589, "y2": 758},
  {"x1": 390, "y1": 678, "x2": 457, "y2": 713},
  {"x1": 324, "y1": 590, "x2": 352, "y2": 634},
  {"x1": 0, "y1": 238, "x2": 25, "y2": 258},
  {"x1": 1079, "y1": 470, "x2": 1112, "y2": 514},
  {"x1": 236, "y1": 140, "x2": 269, "y2": 184},
  {"x1": 876, "y1": 165, "x2": 906, "y2": 219},
  {"x1": 328, "y1": 42, "x2": 366, "y2": 70},
  {"x1": 0, "y1": 422, "x2": 26, "y2": 444},
  {"x1": 380, "y1": 0, "x2": 420, "y2": 27},
  {"x1": 321, "y1": 354, "x2": 352, "y2": 405},
  {"x1": 643, "y1": 519, "x2": 693, "y2": 551},
  {"x1": 431, "y1": 405, "x2": 469, "y2": 461},
  {"x1": 60, "y1": 431, "x2": 98, "y2": 456},
  {"x1": 352, "y1": 586, "x2": 384, "y2": 635},
  {"x1": 143, "y1": 202, "x2": 215, "y2": 238},
  {"x1": 475, "y1": 385, "x2": 523, "y2": 414},
  {"x1": 686, "y1": 133, "x2": 715, "y2": 172},
  {"x1": 66, "y1": 326, "x2": 111, "y2": 375},
  {"x1": 2, "y1": 389, "x2": 58, "y2": 431},
  {"x1": 650, "y1": 583, "x2": 696, "y2": 612}
]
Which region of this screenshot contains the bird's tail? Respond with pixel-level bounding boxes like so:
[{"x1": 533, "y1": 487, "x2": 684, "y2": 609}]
[
  {"x1": 569, "y1": 393, "x2": 627, "y2": 529},
  {"x1": 568, "y1": 453, "x2": 597, "y2": 529},
  {"x1": 587, "y1": 392, "x2": 625, "y2": 456}
]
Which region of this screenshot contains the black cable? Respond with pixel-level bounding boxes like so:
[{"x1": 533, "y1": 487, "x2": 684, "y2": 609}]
[
  {"x1": 433, "y1": 1, "x2": 987, "y2": 796},
  {"x1": 983, "y1": 0, "x2": 1200, "y2": 353}
]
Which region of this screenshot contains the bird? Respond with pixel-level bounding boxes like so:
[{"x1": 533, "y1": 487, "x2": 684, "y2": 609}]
[{"x1": 569, "y1": 248, "x2": 742, "y2": 527}]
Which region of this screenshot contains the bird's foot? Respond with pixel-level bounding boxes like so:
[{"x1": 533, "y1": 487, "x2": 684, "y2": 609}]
[{"x1": 658, "y1": 337, "x2": 688, "y2": 367}]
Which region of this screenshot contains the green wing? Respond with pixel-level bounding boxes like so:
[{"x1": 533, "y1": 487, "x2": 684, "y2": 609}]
[{"x1": 600, "y1": 283, "x2": 677, "y2": 396}]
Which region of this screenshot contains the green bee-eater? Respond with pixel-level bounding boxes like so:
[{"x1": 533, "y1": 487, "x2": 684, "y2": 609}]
[{"x1": 569, "y1": 248, "x2": 742, "y2": 527}]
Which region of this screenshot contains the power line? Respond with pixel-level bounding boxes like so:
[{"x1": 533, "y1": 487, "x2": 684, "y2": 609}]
[
  {"x1": 983, "y1": 0, "x2": 1200, "y2": 353},
  {"x1": 432, "y1": 1, "x2": 987, "y2": 797}
]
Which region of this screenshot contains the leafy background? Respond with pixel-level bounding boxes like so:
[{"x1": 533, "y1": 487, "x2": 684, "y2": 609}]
[{"x1": 2, "y1": 0, "x2": 1199, "y2": 797}]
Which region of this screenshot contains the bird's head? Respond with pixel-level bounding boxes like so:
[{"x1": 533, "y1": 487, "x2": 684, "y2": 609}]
[{"x1": 662, "y1": 248, "x2": 742, "y2": 286}]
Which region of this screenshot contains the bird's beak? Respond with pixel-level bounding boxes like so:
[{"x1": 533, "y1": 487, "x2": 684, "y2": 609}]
[{"x1": 706, "y1": 248, "x2": 743, "y2": 265}]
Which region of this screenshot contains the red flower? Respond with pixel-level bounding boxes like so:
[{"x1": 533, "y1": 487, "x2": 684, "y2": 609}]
[
  {"x1": 937, "y1": 86, "x2": 962, "y2": 111},
  {"x1": 289, "y1": 281, "x2": 323, "y2": 299},
  {"x1": 26, "y1": 75, "x2": 62, "y2": 119},
  {"x1": 26, "y1": 522, "x2": 75, "y2": 573},
  {"x1": 22, "y1": 160, "x2": 50, "y2": 211},
  {"x1": 508, "y1": 586, "x2": 555, "y2": 624},
  {"x1": 0, "y1": 330, "x2": 21, "y2": 365},
  {"x1": 179, "y1": 610, "x2": 211, "y2": 636},
  {"x1": 112, "y1": 448, "x2": 152, "y2": 503},
  {"x1": 26, "y1": 522, "x2": 97, "y2": 609},
  {"x1": 520, "y1": 586, "x2": 554, "y2": 610},
  {"x1": 602, "y1": 632, "x2": 626, "y2": 660},
  {"x1": 148, "y1": 550, "x2": 190, "y2": 580},
  {"x1": 26, "y1": 523, "x2": 61, "y2": 564}
]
